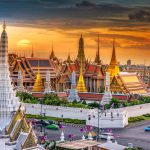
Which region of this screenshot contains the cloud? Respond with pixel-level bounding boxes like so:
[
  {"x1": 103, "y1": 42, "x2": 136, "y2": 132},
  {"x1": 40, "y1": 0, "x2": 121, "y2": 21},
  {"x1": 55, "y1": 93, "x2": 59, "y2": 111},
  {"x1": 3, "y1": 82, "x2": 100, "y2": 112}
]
[{"x1": 128, "y1": 10, "x2": 150, "y2": 22}]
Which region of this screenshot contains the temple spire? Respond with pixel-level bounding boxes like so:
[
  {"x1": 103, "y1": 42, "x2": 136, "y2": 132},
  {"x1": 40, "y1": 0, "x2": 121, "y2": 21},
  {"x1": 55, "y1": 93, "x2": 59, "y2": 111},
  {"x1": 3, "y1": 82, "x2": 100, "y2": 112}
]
[
  {"x1": 0, "y1": 21, "x2": 20, "y2": 131},
  {"x1": 32, "y1": 60, "x2": 44, "y2": 92},
  {"x1": 108, "y1": 38, "x2": 120, "y2": 78},
  {"x1": 3, "y1": 21, "x2": 6, "y2": 30},
  {"x1": 31, "y1": 45, "x2": 34, "y2": 57},
  {"x1": 94, "y1": 34, "x2": 101, "y2": 64},
  {"x1": 76, "y1": 34, "x2": 86, "y2": 63},
  {"x1": 50, "y1": 41, "x2": 55, "y2": 59},
  {"x1": 66, "y1": 51, "x2": 72, "y2": 63},
  {"x1": 76, "y1": 60, "x2": 87, "y2": 92},
  {"x1": 110, "y1": 39, "x2": 117, "y2": 65}
]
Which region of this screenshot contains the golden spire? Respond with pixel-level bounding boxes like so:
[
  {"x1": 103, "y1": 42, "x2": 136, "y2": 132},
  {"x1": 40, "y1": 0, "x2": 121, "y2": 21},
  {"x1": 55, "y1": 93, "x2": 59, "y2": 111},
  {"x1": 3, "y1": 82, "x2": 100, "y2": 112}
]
[
  {"x1": 66, "y1": 51, "x2": 72, "y2": 63},
  {"x1": 110, "y1": 39, "x2": 117, "y2": 65},
  {"x1": 108, "y1": 39, "x2": 120, "y2": 78},
  {"x1": 50, "y1": 41, "x2": 55, "y2": 59},
  {"x1": 76, "y1": 34, "x2": 86, "y2": 63},
  {"x1": 31, "y1": 45, "x2": 34, "y2": 57},
  {"x1": 95, "y1": 34, "x2": 101, "y2": 64},
  {"x1": 76, "y1": 60, "x2": 87, "y2": 92},
  {"x1": 32, "y1": 60, "x2": 44, "y2": 92},
  {"x1": 3, "y1": 20, "x2": 6, "y2": 30}
]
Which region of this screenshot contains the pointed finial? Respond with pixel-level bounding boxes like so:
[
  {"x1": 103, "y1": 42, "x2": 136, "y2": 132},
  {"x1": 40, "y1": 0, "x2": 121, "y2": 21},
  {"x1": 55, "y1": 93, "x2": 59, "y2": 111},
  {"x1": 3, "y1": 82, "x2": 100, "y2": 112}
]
[
  {"x1": 37, "y1": 60, "x2": 40, "y2": 74},
  {"x1": 3, "y1": 21, "x2": 6, "y2": 30},
  {"x1": 113, "y1": 38, "x2": 115, "y2": 48},
  {"x1": 52, "y1": 40, "x2": 53, "y2": 51},
  {"x1": 31, "y1": 44, "x2": 34, "y2": 57},
  {"x1": 81, "y1": 33, "x2": 82, "y2": 38}
]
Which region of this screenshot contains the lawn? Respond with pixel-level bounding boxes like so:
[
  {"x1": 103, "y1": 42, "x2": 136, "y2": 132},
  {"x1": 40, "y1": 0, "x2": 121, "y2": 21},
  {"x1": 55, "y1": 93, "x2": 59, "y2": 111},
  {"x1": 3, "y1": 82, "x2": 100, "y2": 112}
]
[
  {"x1": 26, "y1": 114, "x2": 86, "y2": 125},
  {"x1": 128, "y1": 113, "x2": 150, "y2": 123}
]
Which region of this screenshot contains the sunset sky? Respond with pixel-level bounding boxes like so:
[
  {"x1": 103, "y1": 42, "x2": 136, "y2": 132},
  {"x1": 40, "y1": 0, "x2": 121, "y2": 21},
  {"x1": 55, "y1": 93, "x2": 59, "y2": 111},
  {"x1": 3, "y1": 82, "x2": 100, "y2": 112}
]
[{"x1": 0, "y1": 0, "x2": 150, "y2": 64}]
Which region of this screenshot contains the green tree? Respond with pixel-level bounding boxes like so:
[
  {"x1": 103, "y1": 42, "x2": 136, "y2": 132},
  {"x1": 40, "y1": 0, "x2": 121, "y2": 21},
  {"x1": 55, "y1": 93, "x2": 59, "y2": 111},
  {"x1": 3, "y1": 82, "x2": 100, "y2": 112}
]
[{"x1": 109, "y1": 98, "x2": 120, "y2": 108}]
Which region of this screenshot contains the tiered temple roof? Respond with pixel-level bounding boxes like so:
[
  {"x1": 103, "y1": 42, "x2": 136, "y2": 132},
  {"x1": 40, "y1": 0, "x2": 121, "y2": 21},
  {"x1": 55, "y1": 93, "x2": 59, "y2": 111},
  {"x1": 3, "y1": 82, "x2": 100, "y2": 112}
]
[
  {"x1": 110, "y1": 72, "x2": 149, "y2": 95},
  {"x1": 9, "y1": 56, "x2": 60, "y2": 91}
]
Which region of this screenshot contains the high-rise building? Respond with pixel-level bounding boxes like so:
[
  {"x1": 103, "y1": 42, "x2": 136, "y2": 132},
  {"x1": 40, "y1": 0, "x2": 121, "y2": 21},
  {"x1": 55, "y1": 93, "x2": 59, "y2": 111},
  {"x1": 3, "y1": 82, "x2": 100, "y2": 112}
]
[{"x1": 0, "y1": 22, "x2": 19, "y2": 131}]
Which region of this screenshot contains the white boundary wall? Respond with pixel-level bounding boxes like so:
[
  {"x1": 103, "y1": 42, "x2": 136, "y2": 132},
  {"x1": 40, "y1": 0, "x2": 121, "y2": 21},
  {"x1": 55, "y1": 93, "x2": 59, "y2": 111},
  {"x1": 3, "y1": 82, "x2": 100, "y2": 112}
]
[
  {"x1": 24, "y1": 103, "x2": 150, "y2": 128},
  {"x1": 117, "y1": 103, "x2": 150, "y2": 118},
  {"x1": 24, "y1": 103, "x2": 88, "y2": 120}
]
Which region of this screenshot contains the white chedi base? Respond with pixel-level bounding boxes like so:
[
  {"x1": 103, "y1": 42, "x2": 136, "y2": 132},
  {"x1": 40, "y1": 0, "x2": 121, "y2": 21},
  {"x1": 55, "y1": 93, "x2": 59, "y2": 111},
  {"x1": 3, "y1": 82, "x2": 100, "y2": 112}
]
[
  {"x1": 68, "y1": 89, "x2": 80, "y2": 102},
  {"x1": 60, "y1": 131, "x2": 65, "y2": 142},
  {"x1": 101, "y1": 91, "x2": 112, "y2": 105}
]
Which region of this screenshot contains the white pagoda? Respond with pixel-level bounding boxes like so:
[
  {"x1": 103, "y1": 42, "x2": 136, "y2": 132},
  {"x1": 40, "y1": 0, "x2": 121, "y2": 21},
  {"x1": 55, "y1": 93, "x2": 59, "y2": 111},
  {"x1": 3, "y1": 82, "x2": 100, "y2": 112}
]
[
  {"x1": 101, "y1": 72, "x2": 112, "y2": 105},
  {"x1": 68, "y1": 71, "x2": 80, "y2": 102},
  {"x1": 44, "y1": 70, "x2": 54, "y2": 94},
  {"x1": 17, "y1": 70, "x2": 25, "y2": 92},
  {"x1": 0, "y1": 22, "x2": 19, "y2": 132}
]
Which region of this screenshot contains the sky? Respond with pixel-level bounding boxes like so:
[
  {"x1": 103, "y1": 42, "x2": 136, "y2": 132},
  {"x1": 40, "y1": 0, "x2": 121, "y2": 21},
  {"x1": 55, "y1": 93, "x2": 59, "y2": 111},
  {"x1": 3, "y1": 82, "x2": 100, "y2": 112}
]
[{"x1": 0, "y1": 0, "x2": 150, "y2": 65}]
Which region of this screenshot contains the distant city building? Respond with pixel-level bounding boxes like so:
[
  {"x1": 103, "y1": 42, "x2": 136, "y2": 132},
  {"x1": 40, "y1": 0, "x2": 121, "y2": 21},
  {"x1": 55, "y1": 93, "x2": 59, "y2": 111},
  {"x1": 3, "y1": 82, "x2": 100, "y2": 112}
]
[{"x1": 127, "y1": 59, "x2": 131, "y2": 66}]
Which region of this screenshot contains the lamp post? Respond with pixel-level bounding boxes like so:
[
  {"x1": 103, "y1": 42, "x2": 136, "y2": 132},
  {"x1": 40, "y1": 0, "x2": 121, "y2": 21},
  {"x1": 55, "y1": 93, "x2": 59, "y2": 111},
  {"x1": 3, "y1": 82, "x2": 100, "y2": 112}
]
[
  {"x1": 39, "y1": 98, "x2": 46, "y2": 136},
  {"x1": 97, "y1": 103, "x2": 104, "y2": 141},
  {"x1": 61, "y1": 114, "x2": 64, "y2": 124},
  {"x1": 40, "y1": 98, "x2": 43, "y2": 133}
]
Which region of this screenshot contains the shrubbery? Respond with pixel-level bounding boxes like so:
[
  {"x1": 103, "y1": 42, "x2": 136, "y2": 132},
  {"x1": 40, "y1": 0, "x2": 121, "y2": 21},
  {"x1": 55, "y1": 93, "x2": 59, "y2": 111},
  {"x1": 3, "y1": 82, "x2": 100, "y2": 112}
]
[
  {"x1": 26, "y1": 114, "x2": 86, "y2": 124},
  {"x1": 104, "y1": 96, "x2": 150, "y2": 109},
  {"x1": 16, "y1": 92, "x2": 38, "y2": 104},
  {"x1": 128, "y1": 116, "x2": 145, "y2": 123}
]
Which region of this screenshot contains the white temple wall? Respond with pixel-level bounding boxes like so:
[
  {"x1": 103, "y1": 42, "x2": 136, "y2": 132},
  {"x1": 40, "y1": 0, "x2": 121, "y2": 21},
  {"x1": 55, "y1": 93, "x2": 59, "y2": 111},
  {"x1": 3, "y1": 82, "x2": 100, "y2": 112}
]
[
  {"x1": 24, "y1": 103, "x2": 88, "y2": 120},
  {"x1": 24, "y1": 103, "x2": 150, "y2": 128},
  {"x1": 117, "y1": 103, "x2": 150, "y2": 118}
]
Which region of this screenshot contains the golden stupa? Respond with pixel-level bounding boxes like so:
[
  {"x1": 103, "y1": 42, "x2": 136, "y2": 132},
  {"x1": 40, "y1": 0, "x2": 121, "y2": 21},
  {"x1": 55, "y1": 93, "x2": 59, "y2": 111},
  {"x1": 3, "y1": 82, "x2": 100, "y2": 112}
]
[
  {"x1": 108, "y1": 39, "x2": 120, "y2": 78},
  {"x1": 32, "y1": 61, "x2": 44, "y2": 92},
  {"x1": 76, "y1": 61, "x2": 87, "y2": 92}
]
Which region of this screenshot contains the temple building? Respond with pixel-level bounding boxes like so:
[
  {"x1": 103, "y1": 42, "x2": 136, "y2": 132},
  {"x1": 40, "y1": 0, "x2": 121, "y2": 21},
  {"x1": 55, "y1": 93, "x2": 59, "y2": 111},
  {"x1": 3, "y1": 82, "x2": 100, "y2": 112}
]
[
  {"x1": 9, "y1": 56, "x2": 60, "y2": 91},
  {"x1": 108, "y1": 39, "x2": 120, "y2": 79},
  {"x1": 110, "y1": 72, "x2": 149, "y2": 95},
  {"x1": 108, "y1": 40, "x2": 149, "y2": 96},
  {"x1": 57, "y1": 35, "x2": 105, "y2": 93}
]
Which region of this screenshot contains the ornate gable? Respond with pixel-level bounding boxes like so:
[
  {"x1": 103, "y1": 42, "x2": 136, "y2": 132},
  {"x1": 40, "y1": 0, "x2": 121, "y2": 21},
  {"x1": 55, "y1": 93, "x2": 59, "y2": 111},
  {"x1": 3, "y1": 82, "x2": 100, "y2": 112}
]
[{"x1": 22, "y1": 130, "x2": 37, "y2": 150}]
